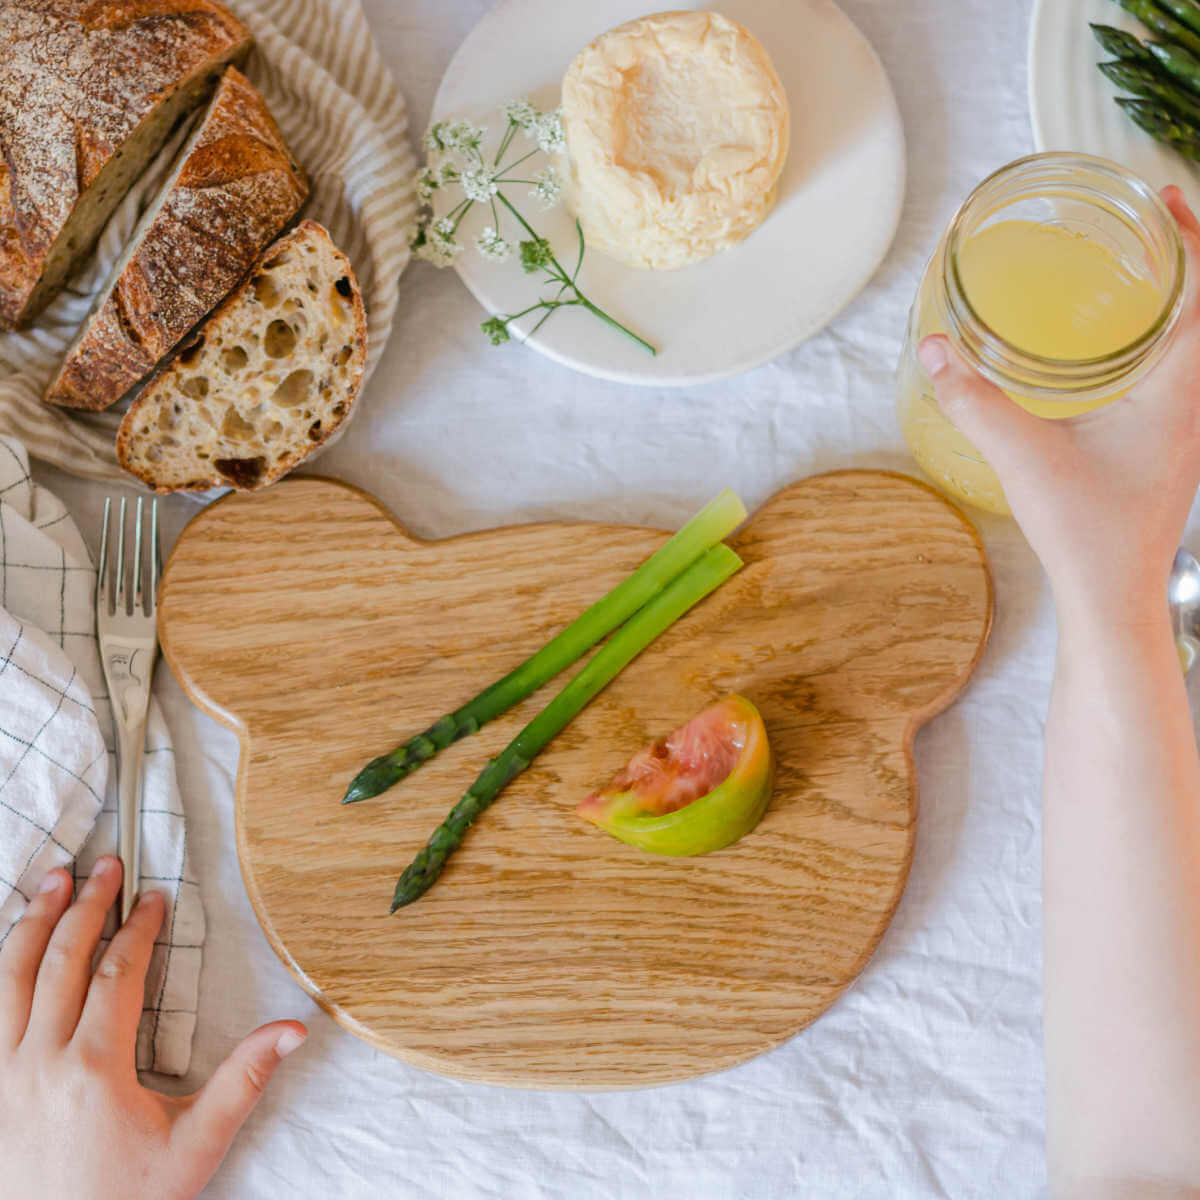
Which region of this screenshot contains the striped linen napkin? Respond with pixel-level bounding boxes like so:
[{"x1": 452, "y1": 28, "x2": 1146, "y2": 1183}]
[{"x1": 0, "y1": 436, "x2": 203, "y2": 1075}]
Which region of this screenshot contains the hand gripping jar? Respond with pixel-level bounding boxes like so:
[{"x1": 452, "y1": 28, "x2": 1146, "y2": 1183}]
[{"x1": 896, "y1": 152, "x2": 1186, "y2": 514}]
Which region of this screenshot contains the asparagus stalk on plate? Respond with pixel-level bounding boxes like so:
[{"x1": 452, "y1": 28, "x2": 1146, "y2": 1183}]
[
  {"x1": 389, "y1": 543, "x2": 744, "y2": 910},
  {"x1": 1112, "y1": 0, "x2": 1200, "y2": 58},
  {"x1": 1100, "y1": 59, "x2": 1200, "y2": 121},
  {"x1": 1147, "y1": 38, "x2": 1200, "y2": 95},
  {"x1": 343, "y1": 488, "x2": 748, "y2": 804},
  {"x1": 1116, "y1": 96, "x2": 1200, "y2": 158},
  {"x1": 1090, "y1": 21, "x2": 1156, "y2": 62}
]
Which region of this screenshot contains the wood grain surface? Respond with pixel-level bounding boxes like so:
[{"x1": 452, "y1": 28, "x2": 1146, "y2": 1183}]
[{"x1": 158, "y1": 471, "x2": 993, "y2": 1089}]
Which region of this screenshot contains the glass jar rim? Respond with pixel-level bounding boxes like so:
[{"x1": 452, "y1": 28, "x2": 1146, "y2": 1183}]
[{"x1": 941, "y1": 152, "x2": 1186, "y2": 395}]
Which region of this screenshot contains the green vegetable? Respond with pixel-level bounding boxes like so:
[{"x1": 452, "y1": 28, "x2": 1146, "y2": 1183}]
[
  {"x1": 1112, "y1": 0, "x2": 1200, "y2": 58},
  {"x1": 1147, "y1": 38, "x2": 1200, "y2": 94},
  {"x1": 389, "y1": 543, "x2": 744, "y2": 910},
  {"x1": 1116, "y1": 96, "x2": 1200, "y2": 158},
  {"x1": 1157, "y1": 0, "x2": 1200, "y2": 37},
  {"x1": 1090, "y1": 22, "x2": 1155, "y2": 62},
  {"x1": 343, "y1": 489, "x2": 748, "y2": 804},
  {"x1": 1100, "y1": 59, "x2": 1200, "y2": 121}
]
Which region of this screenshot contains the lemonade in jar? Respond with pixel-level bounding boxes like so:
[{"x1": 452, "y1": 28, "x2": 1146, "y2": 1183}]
[{"x1": 897, "y1": 153, "x2": 1186, "y2": 514}]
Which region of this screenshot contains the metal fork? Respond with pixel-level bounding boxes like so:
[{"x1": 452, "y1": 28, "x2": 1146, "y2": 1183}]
[{"x1": 97, "y1": 497, "x2": 160, "y2": 922}]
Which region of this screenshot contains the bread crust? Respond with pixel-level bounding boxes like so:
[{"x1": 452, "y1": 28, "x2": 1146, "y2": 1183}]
[
  {"x1": 116, "y1": 219, "x2": 368, "y2": 492},
  {"x1": 0, "y1": 0, "x2": 252, "y2": 328},
  {"x1": 44, "y1": 66, "x2": 308, "y2": 410}
]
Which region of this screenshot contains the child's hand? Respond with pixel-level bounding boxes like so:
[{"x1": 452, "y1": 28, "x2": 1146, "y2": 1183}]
[
  {"x1": 919, "y1": 186, "x2": 1200, "y2": 628},
  {"x1": 0, "y1": 857, "x2": 307, "y2": 1200}
]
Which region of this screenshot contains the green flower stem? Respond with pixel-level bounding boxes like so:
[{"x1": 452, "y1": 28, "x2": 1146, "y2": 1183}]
[
  {"x1": 493, "y1": 120, "x2": 519, "y2": 166},
  {"x1": 499, "y1": 193, "x2": 573, "y2": 279},
  {"x1": 496, "y1": 194, "x2": 657, "y2": 355},
  {"x1": 343, "y1": 488, "x2": 748, "y2": 804},
  {"x1": 389, "y1": 543, "x2": 744, "y2": 910}
]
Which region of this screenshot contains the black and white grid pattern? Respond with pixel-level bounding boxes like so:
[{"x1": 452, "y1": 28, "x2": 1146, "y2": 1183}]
[{"x1": 0, "y1": 437, "x2": 203, "y2": 1076}]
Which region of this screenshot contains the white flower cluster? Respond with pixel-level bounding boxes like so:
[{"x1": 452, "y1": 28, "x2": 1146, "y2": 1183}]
[
  {"x1": 501, "y1": 97, "x2": 566, "y2": 155},
  {"x1": 475, "y1": 226, "x2": 512, "y2": 263},
  {"x1": 533, "y1": 110, "x2": 566, "y2": 155},
  {"x1": 461, "y1": 166, "x2": 499, "y2": 204},
  {"x1": 530, "y1": 165, "x2": 563, "y2": 210},
  {"x1": 502, "y1": 98, "x2": 538, "y2": 129},
  {"x1": 424, "y1": 119, "x2": 485, "y2": 156},
  {"x1": 416, "y1": 161, "x2": 459, "y2": 203},
  {"x1": 415, "y1": 216, "x2": 463, "y2": 267},
  {"x1": 412, "y1": 100, "x2": 567, "y2": 271}
]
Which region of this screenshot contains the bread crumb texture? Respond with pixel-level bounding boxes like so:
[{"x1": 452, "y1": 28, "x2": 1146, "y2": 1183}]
[
  {"x1": 561, "y1": 10, "x2": 789, "y2": 270},
  {"x1": 44, "y1": 66, "x2": 308, "y2": 410},
  {"x1": 117, "y1": 220, "x2": 367, "y2": 492}
]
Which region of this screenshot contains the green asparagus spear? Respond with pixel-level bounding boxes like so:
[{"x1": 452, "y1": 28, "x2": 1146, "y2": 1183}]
[
  {"x1": 1116, "y1": 96, "x2": 1200, "y2": 158},
  {"x1": 343, "y1": 489, "x2": 747, "y2": 804},
  {"x1": 1113, "y1": 0, "x2": 1200, "y2": 58},
  {"x1": 389, "y1": 543, "x2": 743, "y2": 910},
  {"x1": 1090, "y1": 22, "x2": 1155, "y2": 62},
  {"x1": 1100, "y1": 59, "x2": 1200, "y2": 121},
  {"x1": 1157, "y1": 0, "x2": 1200, "y2": 37},
  {"x1": 1147, "y1": 38, "x2": 1200, "y2": 95}
]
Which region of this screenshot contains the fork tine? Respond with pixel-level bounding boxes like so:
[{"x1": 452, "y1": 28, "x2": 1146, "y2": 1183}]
[
  {"x1": 98, "y1": 497, "x2": 111, "y2": 615},
  {"x1": 149, "y1": 498, "x2": 160, "y2": 613},
  {"x1": 116, "y1": 497, "x2": 127, "y2": 614},
  {"x1": 133, "y1": 496, "x2": 144, "y2": 614}
]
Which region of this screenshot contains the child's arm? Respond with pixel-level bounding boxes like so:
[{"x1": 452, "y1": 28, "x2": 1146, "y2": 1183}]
[
  {"x1": 920, "y1": 187, "x2": 1200, "y2": 1198},
  {"x1": 0, "y1": 857, "x2": 306, "y2": 1199}
]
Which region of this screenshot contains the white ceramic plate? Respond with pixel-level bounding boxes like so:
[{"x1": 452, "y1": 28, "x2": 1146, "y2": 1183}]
[
  {"x1": 430, "y1": 0, "x2": 905, "y2": 387},
  {"x1": 1029, "y1": 0, "x2": 1200, "y2": 210}
]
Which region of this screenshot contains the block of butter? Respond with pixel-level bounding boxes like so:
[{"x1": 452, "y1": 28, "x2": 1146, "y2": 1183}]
[{"x1": 561, "y1": 10, "x2": 789, "y2": 271}]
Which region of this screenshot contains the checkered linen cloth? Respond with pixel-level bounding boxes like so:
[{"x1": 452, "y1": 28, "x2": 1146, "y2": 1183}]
[{"x1": 0, "y1": 437, "x2": 203, "y2": 1075}]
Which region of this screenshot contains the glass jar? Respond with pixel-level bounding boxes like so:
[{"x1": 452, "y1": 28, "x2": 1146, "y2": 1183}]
[{"x1": 896, "y1": 152, "x2": 1186, "y2": 514}]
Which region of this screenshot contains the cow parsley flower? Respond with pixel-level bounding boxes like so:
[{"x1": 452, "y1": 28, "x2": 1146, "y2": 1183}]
[
  {"x1": 530, "y1": 165, "x2": 563, "y2": 210},
  {"x1": 410, "y1": 101, "x2": 653, "y2": 354},
  {"x1": 416, "y1": 167, "x2": 438, "y2": 203},
  {"x1": 475, "y1": 227, "x2": 512, "y2": 262},
  {"x1": 461, "y1": 167, "x2": 499, "y2": 204},
  {"x1": 534, "y1": 111, "x2": 566, "y2": 155},
  {"x1": 502, "y1": 97, "x2": 538, "y2": 132},
  {"x1": 426, "y1": 118, "x2": 485, "y2": 156},
  {"x1": 413, "y1": 216, "x2": 462, "y2": 267},
  {"x1": 481, "y1": 316, "x2": 511, "y2": 346}
]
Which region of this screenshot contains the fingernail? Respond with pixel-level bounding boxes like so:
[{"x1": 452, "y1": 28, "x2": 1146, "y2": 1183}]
[
  {"x1": 38, "y1": 870, "x2": 62, "y2": 894},
  {"x1": 91, "y1": 856, "x2": 118, "y2": 877},
  {"x1": 137, "y1": 889, "x2": 165, "y2": 909},
  {"x1": 918, "y1": 338, "x2": 949, "y2": 377},
  {"x1": 275, "y1": 1029, "x2": 307, "y2": 1058}
]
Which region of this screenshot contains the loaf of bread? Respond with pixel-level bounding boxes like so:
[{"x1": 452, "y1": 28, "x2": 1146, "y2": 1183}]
[
  {"x1": 44, "y1": 68, "x2": 308, "y2": 411},
  {"x1": 117, "y1": 221, "x2": 367, "y2": 492},
  {"x1": 0, "y1": 0, "x2": 252, "y2": 329}
]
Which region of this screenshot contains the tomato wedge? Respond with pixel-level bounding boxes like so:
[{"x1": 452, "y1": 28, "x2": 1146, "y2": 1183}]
[{"x1": 576, "y1": 695, "x2": 773, "y2": 855}]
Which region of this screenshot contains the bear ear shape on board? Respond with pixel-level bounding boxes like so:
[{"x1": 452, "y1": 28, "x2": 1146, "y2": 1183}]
[
  {"x1": 158, "y1": 468, "x2": 990, "y2": 785},
  {"x1": 156, "y1": 470, "x2": 991, "y2": 1089}
]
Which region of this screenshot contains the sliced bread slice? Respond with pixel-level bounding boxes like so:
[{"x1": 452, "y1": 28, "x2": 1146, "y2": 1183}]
[
  {"x1": 44, "y1": 66, "x2": 308, "y2": 411},
  {"x1": 0, "y1": 0, "x2": 253, "y2": 329},
  {"x1": 117, "y1": 220, "x2": 366, "y2": 492}
]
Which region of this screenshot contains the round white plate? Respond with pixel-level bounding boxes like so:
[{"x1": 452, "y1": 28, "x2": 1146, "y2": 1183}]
[
  {"x1": 431, "y1": 0, "x2": 905, "y2": 387},
  {"x1": 1029, "y1": 0, "x2": 1200, "y2": 211}
]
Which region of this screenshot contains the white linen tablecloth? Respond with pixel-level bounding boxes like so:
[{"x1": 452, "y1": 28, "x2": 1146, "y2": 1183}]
[{"x1": 37, "y1": 0, "x2": 1183, "y2": 1194}]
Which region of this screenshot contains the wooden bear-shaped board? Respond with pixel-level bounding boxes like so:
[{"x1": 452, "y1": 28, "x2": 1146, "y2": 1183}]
[{"x1": 158, "y1": 471, "x2": 992, "y2": 1089}]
